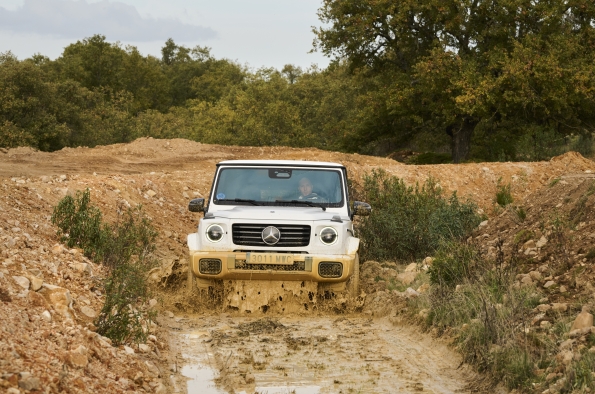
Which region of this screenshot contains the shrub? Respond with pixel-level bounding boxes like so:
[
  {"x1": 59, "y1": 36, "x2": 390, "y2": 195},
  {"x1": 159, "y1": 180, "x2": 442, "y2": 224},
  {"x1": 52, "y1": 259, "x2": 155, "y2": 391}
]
[
  {"x1": 52, "y1": 190, "x2": 157, "y2": 345},
  {"x1": 495, "y1": 179, "x2": 514, "y2": 207},
  {"x1": 51, "y1": 189, "x2": 103, "y2": 259},
  {"x1": 423, "y1": 240, "x2": 543, "y2": 389},
  {"x1": 357, "y1": 169, "x2": 481, "y2": 261}
]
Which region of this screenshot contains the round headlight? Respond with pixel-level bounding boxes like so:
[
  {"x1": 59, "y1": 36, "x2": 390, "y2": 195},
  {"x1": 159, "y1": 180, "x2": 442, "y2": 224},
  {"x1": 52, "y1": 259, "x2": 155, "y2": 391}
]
[
  {"x1": 320, "y1": 227, "x2": 338, "y2": 245},
  {"x1": 206, "y1": 224, "x2": 224, "y2": 242}
]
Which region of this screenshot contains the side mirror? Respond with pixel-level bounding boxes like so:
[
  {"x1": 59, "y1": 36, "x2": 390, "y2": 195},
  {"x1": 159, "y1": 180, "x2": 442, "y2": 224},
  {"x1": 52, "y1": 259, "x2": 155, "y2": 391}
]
[
  {"x1": 352, "y1": 201, "x2": 371, "y2": 216},
  {"x1": 188, "y1": 198, "x2": 205, "y2": 213}
]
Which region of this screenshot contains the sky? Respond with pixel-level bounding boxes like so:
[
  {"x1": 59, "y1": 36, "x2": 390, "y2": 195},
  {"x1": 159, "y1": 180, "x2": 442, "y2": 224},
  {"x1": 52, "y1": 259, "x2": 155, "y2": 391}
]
[{"x1": 0, "y1": 0, "x2": 330, "y2": 70}]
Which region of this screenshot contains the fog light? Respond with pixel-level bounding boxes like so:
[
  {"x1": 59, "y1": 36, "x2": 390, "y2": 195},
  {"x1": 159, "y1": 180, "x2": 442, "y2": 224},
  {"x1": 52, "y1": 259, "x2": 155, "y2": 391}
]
[
  {"x1": 319, "y1": 262, "x2": 343, "y2": 278},
  {"x1": 199, "y1": 259, "x2": 222, "y2": 275}
]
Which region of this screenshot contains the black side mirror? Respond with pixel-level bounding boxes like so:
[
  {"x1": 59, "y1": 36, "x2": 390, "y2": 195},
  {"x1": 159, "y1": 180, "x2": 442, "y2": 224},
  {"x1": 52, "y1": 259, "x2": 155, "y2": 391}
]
[
  {"x1": 188, "y1": 198, "x2": 205, "y2": 212},
  {"x1": 352, "y1": 201, "x2": 371, "y2": 216}
]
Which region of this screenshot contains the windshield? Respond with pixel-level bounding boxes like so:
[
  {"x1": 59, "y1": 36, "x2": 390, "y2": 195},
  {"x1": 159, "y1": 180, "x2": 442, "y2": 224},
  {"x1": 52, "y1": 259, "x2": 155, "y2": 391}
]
[{"x1": 212, "y1": 167, "x2": 345, "y2": 208}]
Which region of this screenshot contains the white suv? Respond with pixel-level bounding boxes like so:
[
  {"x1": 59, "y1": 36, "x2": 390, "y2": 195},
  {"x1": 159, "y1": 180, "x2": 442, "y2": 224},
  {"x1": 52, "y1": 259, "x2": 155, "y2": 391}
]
[{"x1": 187, "y1": 160, "x2": 370, "y2": 296}]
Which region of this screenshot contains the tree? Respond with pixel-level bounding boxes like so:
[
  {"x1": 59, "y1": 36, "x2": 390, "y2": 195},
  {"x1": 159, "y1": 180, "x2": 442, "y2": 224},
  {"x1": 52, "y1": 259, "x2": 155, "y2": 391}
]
[{"x1": 314, "y1": 0, "x2": 595, "y2": 162}]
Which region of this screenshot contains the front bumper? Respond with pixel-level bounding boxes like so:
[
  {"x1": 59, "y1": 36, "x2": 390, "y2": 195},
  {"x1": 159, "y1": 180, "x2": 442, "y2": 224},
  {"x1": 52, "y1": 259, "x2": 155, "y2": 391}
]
[{"x1": 190, "y1": 251, "x2": 357, "y2": 282}]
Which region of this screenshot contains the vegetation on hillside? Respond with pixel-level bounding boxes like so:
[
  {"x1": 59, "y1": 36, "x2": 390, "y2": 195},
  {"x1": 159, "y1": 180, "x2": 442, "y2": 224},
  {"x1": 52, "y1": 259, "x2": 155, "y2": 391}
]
[
  {"x1": 51, "y1": 189, "x2": 157, "y2": 345},
  {"x1": 2, "y1": 1, "x2": 595, "y2": 161}
]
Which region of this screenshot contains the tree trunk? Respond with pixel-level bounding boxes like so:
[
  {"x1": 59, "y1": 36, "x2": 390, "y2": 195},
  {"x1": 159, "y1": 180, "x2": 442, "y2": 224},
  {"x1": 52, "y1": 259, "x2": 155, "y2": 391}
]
[{"x1": 450, "y1": 118, "x2": 476, "y2": 163}]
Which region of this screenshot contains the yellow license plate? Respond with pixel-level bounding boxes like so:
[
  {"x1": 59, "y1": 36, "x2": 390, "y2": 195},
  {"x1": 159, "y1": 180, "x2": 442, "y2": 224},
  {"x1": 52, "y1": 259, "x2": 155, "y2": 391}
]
[{"x1": 246, "y1": 253, "x2": 294, "y2": 265}]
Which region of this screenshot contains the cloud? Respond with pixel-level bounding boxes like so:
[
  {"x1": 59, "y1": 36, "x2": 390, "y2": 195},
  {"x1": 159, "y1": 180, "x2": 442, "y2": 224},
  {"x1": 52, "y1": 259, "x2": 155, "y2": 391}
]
[{"x1": 0, "y1": 0, "x2": 217, "y2": 42}]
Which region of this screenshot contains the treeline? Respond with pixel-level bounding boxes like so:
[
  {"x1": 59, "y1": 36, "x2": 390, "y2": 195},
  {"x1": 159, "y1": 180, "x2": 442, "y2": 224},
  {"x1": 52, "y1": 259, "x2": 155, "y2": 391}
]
[
  {"x1": 0, "y1": 35, "x2": 360, "y2": 153},
  {"x1": 2, "y1": 0, "x2": 595, "y2": 163}
]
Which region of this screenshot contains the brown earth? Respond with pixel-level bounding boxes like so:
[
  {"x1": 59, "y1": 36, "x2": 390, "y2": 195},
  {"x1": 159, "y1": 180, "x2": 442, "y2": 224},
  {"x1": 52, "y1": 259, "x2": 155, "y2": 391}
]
[{"x1": 0, "y1": 138, "x2": 593, "y2": 393}]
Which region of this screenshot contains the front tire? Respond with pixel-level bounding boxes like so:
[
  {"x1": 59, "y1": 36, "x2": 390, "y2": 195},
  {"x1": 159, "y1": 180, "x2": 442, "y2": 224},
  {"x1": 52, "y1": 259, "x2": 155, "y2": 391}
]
[
  {"x1": 187, "y1": 258, "x2": 196, "y2": 296},
  {"x1": 347, "y1": 253, "x2": 360, "y2": 298}
]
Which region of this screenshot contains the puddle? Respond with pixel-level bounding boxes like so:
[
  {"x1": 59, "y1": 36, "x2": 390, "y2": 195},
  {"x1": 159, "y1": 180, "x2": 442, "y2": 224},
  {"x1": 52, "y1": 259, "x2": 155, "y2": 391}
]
[{"x1": 179, "y1": 330, "x2": 225, "y2": 394}]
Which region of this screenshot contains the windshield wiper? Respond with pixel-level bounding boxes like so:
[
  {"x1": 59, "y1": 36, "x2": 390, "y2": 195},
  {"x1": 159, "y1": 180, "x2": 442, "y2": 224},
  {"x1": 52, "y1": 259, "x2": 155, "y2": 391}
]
[
  {"x1": 216, "y1": 198, "x2": 260, "y2": 206},
  {"x1": 275, "y1": 199, "x2": 326, "y2": 211}
]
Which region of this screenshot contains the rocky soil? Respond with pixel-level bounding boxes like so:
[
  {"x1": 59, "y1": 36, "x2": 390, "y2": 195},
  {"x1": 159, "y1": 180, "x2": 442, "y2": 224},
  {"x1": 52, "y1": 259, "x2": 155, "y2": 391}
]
[{"x1": 0, "y1": 138, "x2": 593, "y2": 393}]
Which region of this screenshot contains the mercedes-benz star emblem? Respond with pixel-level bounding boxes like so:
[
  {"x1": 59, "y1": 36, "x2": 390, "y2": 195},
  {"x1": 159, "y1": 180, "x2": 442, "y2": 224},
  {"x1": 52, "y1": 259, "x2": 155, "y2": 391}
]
[{"x1": 262, "y1": 226, "x2": 281, "y2": 245}]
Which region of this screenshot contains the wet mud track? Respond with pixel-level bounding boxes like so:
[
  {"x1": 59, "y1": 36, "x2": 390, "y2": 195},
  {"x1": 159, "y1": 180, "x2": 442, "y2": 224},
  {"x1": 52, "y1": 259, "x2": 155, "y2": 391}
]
[{"x1": 166, "y1": 313, "x2": 476, "y2": 393}]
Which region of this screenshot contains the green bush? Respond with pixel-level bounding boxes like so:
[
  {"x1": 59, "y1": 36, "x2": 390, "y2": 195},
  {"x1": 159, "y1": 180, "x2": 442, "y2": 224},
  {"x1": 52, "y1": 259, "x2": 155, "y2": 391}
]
[
  {"x1": 428, "y1": 241, "x2": 479, "y2": 287},
  {"x1": 424, "y1": 240, "x2": 543, "y2": 389},
  {"x1": 495, "y1": 179, "x2": 514, "y2": 207},
  {"x1": 52, "y1": 190, "x2": 157, "y2": 345},
  {"x1": 51, "y1": 189, "x2": 103, "y2": 259},
  {"x1": 357, "y1": 169, "x2": 481, "y2": 261}
]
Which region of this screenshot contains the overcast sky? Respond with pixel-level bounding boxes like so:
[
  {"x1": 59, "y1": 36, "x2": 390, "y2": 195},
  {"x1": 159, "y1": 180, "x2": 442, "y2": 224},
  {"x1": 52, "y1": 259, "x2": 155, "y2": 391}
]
[{"x1": 0, "y1": 0, "x2": 330, "y2": 70}]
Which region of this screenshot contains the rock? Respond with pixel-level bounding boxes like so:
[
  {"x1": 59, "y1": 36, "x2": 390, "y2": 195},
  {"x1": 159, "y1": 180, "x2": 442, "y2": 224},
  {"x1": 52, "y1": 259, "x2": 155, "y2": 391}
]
[
  {"x1": 537, "y1": 304, "x2": 551, "y2": 313},
  {"x1": 404, "y1": 263, "x2": 417, "y2": 272},
  {"x1": 536, "y1": 236, "x2": 548, "y2": 248},
  {"x1": 28, "y1": 275, "x2": 43, "y2": 291},
  {"x1": 397, "y1": 272, "x2": 417, "y2": 285},
  {"x1": 166, "y1": 311, "x2": 174, "y2": 318},
  {"x1": 569, "y1": 326, "x2": 593, "y2": 339},
  {"x1": 559, "y1": 285, "x2": 567, "y2": 293},
  {"x1": 124, "y1": 346, "x2": 135, "y2": 355},
  {"x1": 529, "y1": 270, "x2": 542, "y2": 281},
  {"x1": 404, "y1": 287, "x2": 419, "y2": 299},
  {"x1": 559, "y1": 339, "x2": 575, "y2": 350},
  {"x1": 551, "y1": 303, "x2": 568, "y2": 313},
  {"x1": 154, "y1": 383, "x2": 167, "y2": 394},
  {"x1": 146, "y1": 190, "x2": 157, "y2": 197},
  {"x1": 80, "y1": 306, "x2": 97, "y2": 319},
  {"x1": 67, "y1": 352, "x2": 88, "y2": 368},
  {"x1": 520, "y1": 275, "x2": 533, "y2": 286},
  {"x1": 40, "y1": 285, "x2": 74, "y2": 319},
  {"x1": 570, "y1": 306, "x2": 593, "y2": 331},
  {"x1": 532, "y1": 313, "x2": 546, "y2": 326},
  {"x1": 544, "y1": 281, "x2": 556, "y2": 289},
  {"x1": 540, "y1": 321, "x2": 552, "y2": 329},
  {"x1": 73, "y1": 263, "x2": 92, "y2": 275},
  {"x1": 145, "y1": 360, "x2": 160, "y2": 377},
  {"x1": 12, "y1": 276, "x2": 30, "y2": 290},
  {"x1": 523, "y1": 239, "x2": 536, "y2": 249},
  {"x1": 559, "y1": 350, "x2": 574, "y2": 365},
  {"x1": 40, "y1": 310, "x2": 52, "y2": 322},
  {"x1": 148, "y1": 299, "x2": 158, "y2": 309},
  {"x1": 18, "y1": 376, "x2": 41, "y2": 391},
  {"x1": 479, "y1": 220, "x2": 488, "y2": 228},
  {"x1": 182, "y1": 192, "x2": 189, "y2": 198},
  {"x1": 51, "y1": 244, "x2": 64, "y2": 254},
  {"x1": 422, "y1": 257, "x2": 434, "y2": 266},
  {"x1": 138, "y1": 344, "x2": 151, "y2": 353}
]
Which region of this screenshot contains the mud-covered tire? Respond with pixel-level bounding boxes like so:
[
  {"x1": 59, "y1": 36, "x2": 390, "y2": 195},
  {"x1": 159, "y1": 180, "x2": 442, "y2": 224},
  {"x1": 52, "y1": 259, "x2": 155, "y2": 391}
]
[
  {"x1": 347, "y1": 253, "x2": 360, "y2": 298},
  {"x1": 187, "y1": 259, "x2": 196, "y2": 295}
]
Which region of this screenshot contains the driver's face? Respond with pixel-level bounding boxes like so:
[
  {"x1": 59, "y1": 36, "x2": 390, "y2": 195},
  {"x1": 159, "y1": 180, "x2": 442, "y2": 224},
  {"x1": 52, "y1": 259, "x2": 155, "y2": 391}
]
[{"x1": 299, "y1": 179, "x2": 312, "y2": 196}]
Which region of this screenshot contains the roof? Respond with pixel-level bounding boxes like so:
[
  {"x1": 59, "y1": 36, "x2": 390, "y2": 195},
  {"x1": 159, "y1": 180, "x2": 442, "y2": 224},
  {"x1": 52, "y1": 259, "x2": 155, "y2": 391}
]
[{"x1": 217, "y1": 160, "x2": 345, "y2": 168}]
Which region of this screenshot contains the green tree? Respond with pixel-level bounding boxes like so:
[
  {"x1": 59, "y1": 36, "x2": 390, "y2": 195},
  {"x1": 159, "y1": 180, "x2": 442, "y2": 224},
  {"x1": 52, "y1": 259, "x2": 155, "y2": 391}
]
[{"x1": 314, "y1": 0, "x2": 595, "y2": 162}]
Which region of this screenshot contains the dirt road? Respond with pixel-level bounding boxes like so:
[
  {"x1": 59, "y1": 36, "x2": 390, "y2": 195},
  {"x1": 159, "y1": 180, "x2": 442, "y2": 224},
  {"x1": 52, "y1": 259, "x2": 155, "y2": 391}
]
[
  {"x1": 167, "y1": 313, "x2": 476, "y2": 394},
  {"x1": 1, "y1": 138, "x2": 593, "y2": 393}
]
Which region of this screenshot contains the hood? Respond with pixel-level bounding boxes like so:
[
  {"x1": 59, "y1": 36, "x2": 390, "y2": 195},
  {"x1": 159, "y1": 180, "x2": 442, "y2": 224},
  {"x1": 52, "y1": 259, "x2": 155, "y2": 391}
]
[{"x1": 207, "y1": 206, "x2": 344, "y2": 222}]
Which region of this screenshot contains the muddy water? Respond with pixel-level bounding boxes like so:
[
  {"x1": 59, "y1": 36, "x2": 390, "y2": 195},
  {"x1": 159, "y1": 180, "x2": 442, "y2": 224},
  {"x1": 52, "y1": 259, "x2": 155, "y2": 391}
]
[{"x1": 167, "y1": 313, "x2": 476, "y2": 394}]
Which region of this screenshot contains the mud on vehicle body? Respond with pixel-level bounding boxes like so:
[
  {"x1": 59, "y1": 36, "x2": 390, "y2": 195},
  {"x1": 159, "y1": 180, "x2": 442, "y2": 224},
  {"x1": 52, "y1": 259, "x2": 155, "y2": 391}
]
[{"x1": 186, "y1": 160, "x2": 371, "y2": 299}]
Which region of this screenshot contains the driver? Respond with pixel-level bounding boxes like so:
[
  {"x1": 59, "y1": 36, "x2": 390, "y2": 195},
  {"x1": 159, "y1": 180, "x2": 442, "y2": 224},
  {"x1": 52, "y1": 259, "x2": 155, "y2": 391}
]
[{"x1": 298, "y1": 177, "x2": 320, "y2": 200}]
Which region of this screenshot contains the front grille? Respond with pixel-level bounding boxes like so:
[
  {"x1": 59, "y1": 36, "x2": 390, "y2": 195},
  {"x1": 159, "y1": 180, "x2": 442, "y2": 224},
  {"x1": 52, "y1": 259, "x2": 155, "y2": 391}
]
[
  {"x1": 234, "y1": 260, "x2": 306, "y2": 271},
  {"x1": 199, "y1": 259, "x2": 222, "y2": 275},
  {"x1": 318, "y1": 262, "x2": 343, "y2": 278},
  {"x1": 232, "y1": 224, "x2": 311, "y2": 247}
]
